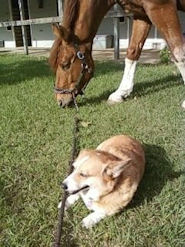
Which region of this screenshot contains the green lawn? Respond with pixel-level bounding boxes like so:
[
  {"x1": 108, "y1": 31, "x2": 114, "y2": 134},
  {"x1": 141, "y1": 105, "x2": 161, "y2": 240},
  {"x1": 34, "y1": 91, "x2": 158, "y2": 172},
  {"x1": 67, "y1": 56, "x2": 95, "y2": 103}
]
[{"x1": 0, "y1": 54, "x2": 184, "y2": 247}]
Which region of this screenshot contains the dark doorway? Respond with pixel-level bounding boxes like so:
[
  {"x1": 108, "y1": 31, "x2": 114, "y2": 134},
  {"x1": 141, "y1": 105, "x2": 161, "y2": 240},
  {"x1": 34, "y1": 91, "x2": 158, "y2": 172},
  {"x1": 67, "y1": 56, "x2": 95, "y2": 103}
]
[{"x1": 11, "y1": 0, "x2": 32, "y2": 47}]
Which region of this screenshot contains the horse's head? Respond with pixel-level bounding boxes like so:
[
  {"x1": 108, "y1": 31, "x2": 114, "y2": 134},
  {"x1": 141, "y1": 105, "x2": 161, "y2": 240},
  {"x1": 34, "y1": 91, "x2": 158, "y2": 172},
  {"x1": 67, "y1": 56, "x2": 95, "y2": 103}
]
[{"x1": 49, "y1": 24, "x2": 94, "y2": 108}]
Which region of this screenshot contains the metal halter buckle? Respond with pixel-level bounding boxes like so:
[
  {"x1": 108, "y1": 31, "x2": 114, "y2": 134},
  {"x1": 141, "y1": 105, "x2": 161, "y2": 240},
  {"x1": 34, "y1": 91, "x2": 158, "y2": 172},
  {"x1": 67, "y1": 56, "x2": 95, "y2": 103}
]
[{"x1": 77, "y1": 51, "x2": 85, "y2": 60}]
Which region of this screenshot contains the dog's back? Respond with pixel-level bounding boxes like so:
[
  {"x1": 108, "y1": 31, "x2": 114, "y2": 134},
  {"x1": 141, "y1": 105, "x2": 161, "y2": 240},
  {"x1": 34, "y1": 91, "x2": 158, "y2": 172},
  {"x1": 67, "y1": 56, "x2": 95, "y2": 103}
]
[
  {"x1": 95, "y1": 135, "x2": 145, "y2": 215},
  {"x1": 97, "y1": 135, "x2": 145, "y2": 176}
]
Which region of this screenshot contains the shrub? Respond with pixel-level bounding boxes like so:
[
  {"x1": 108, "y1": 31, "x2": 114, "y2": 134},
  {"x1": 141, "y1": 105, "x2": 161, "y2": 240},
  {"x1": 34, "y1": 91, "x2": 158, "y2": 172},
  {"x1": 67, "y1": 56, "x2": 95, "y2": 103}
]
[{"x1": 160, "y1": 47, "x2": 171, "y2": 64}]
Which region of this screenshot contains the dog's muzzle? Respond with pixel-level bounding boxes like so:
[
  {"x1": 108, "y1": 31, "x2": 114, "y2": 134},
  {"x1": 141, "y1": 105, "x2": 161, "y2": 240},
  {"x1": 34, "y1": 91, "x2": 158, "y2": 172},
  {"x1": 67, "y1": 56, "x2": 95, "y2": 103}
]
[{"x1": 61, "y1": 183, "x2": 89, "y2": 195}]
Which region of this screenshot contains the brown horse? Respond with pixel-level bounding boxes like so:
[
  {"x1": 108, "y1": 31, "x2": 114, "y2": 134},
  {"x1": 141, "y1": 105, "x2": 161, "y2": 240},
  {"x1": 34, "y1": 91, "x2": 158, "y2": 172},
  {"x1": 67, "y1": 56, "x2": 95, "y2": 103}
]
[{"x1": 49, "y1": 0, "x2": 185, "y2": 108}]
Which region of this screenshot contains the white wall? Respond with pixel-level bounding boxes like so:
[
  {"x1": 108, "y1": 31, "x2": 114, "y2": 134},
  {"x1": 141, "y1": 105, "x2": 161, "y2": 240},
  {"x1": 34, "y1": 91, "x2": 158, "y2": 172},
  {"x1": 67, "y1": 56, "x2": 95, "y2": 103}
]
[
  {"x1": 0, "y1": 0, "x2": 15, "y2": 48},
  {"x1": 96, "y1": 11, "x2": 185, "y2": 50},
  {"x1": 0, "y1": 1, "x2": 184, "y2": 49},
  {"x1": 96, "y1": 17, "x2": 166, "y2": 50},
  {"x1": 29, "y1": 0, "x2": 57, "y2": 48}
]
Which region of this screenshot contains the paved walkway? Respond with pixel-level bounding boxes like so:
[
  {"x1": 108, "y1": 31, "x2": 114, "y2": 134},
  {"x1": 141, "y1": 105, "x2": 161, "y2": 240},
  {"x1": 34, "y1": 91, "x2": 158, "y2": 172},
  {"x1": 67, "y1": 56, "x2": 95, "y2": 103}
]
[
  {"x1": 0, "y1": 47, "x2": 160, "y2": 64},
  {"x1": 93, "y1": 49, "x2": 160, "y2": 64}
]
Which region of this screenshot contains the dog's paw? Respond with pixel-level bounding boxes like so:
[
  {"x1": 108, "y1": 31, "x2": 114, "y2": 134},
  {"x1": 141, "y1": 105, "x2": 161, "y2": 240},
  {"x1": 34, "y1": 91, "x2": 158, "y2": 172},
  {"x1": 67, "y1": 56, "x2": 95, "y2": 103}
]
[
  {"x1": 58, "y1": 201, "x2": 62, "y2": 209},
  {"x1": 58, "y1": 201, "x2": 70, "y2": 211},
  {"x1": 82, "y1": 215, "x2": 96, "y2": 229},
  {"x1": 58, "y1": 194, "x2": 80, "y2": 210},
  {"x1": 82, "y1": 211, "x2": 105, "y2": 228},
  {"x1": 182, "y1": 100, "x2": 185, "y2": 109}
]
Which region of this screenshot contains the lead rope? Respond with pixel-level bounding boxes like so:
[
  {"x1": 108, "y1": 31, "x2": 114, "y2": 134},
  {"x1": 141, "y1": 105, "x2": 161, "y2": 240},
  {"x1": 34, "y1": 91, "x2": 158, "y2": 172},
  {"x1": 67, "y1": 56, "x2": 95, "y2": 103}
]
[{"x1": 52, "y1": 101, "x2": 79, "y2": 247}]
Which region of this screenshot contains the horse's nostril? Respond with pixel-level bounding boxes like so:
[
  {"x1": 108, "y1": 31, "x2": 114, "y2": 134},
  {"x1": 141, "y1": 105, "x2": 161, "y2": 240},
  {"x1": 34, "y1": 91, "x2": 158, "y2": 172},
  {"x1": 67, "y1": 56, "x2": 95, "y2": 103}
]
[
  {"x1": 58, "y1": 100, "x2": 64, "y2": 108},
  {"x1": 57, "y1": 97, "x2": 74, "y2": 108}
]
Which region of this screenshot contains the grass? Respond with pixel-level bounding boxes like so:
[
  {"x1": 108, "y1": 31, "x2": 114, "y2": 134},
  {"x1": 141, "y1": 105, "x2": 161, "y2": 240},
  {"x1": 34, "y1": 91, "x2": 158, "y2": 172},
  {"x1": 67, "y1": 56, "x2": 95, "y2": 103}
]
[{"x1": 0, "y1": 54, "x2": 184, "y2": 247}]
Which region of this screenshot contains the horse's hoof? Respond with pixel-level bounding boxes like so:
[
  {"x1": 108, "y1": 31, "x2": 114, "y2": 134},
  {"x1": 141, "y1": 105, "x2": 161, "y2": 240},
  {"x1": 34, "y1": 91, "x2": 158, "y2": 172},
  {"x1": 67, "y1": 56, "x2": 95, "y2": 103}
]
[
  {"x1": 181, "y1": 100, "x2": 185, "y2": 109},
  {"x1": 107, "y1": 99, "x2": 123, "y2": 105},
  {"x1": 107, "y1": 93, "x2": 124, "y2": 105}
]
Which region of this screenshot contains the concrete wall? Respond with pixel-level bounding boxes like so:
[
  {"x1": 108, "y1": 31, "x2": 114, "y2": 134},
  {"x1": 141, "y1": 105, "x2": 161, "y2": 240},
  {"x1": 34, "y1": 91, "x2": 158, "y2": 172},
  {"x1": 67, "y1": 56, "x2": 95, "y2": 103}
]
[
  {"x1": 0, "y1": 1, "x2": 184, "y2": 49},
  {"x1": 0, "y1": 0, "x2": 57, "y2": 48},
  {"x1": 96, "y1": 17, "x2": 166, "y2": 50},
  {"x1": 0, "y1": 0, "x2": 15, "y2": 48},
  {"x1": 28, "y1": 0, "x2": 57, "y2": 47},
  {"x1": 95, "y1": 10, "x2": 184, "y2": 50}
]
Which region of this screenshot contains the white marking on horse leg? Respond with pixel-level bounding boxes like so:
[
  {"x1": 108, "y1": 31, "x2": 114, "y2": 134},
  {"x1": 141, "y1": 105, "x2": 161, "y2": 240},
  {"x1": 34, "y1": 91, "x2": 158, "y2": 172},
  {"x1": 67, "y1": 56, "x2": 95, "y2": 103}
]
[
  {"x1": 108, "y1": 58, "x2": 137, "y2": 103},
  {"x1": 173, "y1": 47, "x2": 185, "y2": 108},
  {"x1": 175, "y1": 61, "x2": 185, "y2": 83},
  {"x1": 174, "y1": 46, "x2": 185, "y2": 82},
  {"x1": 82, "y1": 211, "x2": 106, "y2": 228}
]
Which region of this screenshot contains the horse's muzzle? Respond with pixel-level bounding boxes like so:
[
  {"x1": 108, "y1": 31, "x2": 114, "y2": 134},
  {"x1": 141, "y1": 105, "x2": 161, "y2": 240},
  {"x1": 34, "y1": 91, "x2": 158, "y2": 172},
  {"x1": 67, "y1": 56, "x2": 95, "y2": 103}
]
[
  {"x1": 57, "y1": 97, "x2": 75, "y2": 108},
  {"x1": 56, "y1": 90, "x2": 82, "y2": 108}
]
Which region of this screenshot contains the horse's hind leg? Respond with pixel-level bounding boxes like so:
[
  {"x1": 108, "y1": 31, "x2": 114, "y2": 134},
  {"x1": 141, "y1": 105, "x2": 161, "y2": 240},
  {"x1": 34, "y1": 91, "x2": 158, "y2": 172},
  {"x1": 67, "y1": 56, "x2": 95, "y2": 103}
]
[
  {"x1": 108, "y1": 16, "x2": 151, "y2": 103},
  {"x1": 144, "y1": 1, "x2": 185, "y2": 107}
]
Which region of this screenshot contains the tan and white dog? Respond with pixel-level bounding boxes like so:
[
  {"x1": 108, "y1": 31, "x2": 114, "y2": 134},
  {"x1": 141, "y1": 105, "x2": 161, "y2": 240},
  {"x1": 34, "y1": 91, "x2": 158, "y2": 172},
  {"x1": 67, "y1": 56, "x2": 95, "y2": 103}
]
[{"x1": 59, "y1": 135, "x2": 145, "y2": 228}]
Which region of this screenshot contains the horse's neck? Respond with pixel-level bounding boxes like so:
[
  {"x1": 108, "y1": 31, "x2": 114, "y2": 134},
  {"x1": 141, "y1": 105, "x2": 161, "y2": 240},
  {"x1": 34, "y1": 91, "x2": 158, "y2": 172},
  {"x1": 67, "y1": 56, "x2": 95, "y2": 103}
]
[{"x1": 74, "y1": 0, "x2": 115, "y2": 43}]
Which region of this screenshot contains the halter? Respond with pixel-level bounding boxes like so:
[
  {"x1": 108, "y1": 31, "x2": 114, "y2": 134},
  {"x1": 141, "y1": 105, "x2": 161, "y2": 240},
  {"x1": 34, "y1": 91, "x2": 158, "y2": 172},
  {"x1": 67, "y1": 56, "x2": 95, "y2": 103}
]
[{"x1": 54, "y1": 45, "x2": 92, "y2": 97}]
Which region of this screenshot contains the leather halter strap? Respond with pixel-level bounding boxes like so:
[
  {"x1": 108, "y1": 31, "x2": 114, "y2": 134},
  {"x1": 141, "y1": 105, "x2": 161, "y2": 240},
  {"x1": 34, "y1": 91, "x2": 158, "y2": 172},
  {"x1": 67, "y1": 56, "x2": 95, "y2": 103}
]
[{"x1": 54, "y1": 45, "x2": 91, "y2": 96}]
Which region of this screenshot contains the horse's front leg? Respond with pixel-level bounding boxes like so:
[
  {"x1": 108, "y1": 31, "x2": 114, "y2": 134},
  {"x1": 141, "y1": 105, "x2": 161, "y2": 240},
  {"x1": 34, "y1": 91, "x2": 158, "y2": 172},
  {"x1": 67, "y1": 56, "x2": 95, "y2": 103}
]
[
  {"x1": 108, "y1": 16, "x2": 151, "y2": 104},
  {"x1": 144, "y1": 1, "x2": 185, "y2": 108}
]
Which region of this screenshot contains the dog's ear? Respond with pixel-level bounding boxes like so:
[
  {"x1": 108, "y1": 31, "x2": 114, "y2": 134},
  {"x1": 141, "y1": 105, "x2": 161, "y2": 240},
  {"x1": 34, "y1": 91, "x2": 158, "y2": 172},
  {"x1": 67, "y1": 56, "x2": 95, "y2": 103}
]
[{"x1": 103, "y1": 159, "x2": 131, "y2": 179}]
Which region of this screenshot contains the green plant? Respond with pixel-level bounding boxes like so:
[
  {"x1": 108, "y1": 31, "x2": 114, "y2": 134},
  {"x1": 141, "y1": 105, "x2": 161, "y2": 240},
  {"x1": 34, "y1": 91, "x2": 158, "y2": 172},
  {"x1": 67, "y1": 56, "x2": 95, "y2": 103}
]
[{"x1": 160, "y1": 47, "x2": 171, "y2": 64}]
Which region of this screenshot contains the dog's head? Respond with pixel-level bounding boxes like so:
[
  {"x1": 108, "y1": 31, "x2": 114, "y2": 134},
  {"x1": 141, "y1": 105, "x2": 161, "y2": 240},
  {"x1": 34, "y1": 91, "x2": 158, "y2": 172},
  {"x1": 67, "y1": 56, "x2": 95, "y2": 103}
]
[{"x1": 62, "y1": 149, "x2": 131, "y2": 201}]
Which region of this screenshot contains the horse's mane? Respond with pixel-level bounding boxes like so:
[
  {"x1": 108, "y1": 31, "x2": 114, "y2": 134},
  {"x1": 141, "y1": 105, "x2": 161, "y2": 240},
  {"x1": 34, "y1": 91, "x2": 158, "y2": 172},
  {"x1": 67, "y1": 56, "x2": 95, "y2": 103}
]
[
  {"x1": 49, "y1": 0, "x2": 79, "y2": 71},
  {"x1": 62, "y1": 0, "x2": 79, "y2": 30}
]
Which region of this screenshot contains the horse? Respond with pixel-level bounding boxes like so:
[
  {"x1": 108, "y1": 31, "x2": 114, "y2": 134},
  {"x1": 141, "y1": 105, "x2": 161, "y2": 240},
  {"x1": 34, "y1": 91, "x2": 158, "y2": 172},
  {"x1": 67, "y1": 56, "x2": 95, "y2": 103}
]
[{"x1": 49, "y1": 0, "x2": 185, "y2": 108}]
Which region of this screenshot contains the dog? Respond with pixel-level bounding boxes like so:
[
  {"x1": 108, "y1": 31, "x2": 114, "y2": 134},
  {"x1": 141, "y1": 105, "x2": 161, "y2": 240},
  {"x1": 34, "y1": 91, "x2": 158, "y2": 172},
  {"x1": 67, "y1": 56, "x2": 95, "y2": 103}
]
[{"x1": 59, "y1": 135, "x2": 145, "y2": 228}]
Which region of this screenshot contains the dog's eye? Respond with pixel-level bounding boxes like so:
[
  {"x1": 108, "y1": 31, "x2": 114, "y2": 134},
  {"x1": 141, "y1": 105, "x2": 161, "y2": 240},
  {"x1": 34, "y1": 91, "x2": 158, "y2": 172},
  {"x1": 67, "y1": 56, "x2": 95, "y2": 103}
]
[{"x1": 79, "y1": 172, "x2": 88, "y2": 177}]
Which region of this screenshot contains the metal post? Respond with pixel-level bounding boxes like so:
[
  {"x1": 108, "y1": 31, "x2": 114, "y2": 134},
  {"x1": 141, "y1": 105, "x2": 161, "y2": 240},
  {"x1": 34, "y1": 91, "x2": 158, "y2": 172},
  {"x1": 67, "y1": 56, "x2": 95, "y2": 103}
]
[
  {"x1": 113, "y1": 4, "x2": 120, "y2": 60},
  {"x1": 18, "y1": 0, "x2": 28, "y2": 55},
  {"x1": 127, "y1": 16, "x2": 131, "y2": 46},
  {"x1": 8, "y1": 0, "x2": 16, "y2": 47},
  {"x1": 154, "y1": 27, "x2": 157, "y2": 40},
  {"x1": 57, "y1": 0, "x2": 63, "y2": 18},
  {"x1": 27, "y1": 0, "x2": 33, "y2": 47},
  {"x1": 154, "y1": 26, "x2": 158, "y2": 49}
]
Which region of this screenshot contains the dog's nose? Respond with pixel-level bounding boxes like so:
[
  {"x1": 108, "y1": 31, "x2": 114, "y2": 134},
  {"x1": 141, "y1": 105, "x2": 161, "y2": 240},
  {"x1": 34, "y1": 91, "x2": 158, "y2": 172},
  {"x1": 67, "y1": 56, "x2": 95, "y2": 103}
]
[{"x1": 61, "y1": 183, "x2": 68, "y2": 190}]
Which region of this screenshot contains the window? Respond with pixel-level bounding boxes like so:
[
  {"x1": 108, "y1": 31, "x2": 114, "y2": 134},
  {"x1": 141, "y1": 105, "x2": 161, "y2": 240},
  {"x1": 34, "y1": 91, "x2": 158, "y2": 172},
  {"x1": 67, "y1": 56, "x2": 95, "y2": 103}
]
[{"x1": 38, "y1": 0, "x2": 43, "y2": 8}]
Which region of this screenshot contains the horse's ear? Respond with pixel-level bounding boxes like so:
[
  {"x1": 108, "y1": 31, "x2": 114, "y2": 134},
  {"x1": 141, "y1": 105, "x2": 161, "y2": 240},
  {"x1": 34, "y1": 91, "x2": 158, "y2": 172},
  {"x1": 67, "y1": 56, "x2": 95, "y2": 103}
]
[{"x1": 52, "y1": 23, "x2": 70, "y2": 42}]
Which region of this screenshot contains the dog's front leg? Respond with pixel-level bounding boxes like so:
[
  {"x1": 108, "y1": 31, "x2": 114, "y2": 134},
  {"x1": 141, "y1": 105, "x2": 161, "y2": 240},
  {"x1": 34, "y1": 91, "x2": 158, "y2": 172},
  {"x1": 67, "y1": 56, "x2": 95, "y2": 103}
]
[
  {"x1": 82, "y1": 211, "x2": 106, "y2": 228},
  {"x1": 58, "y1": 194, "x2": 80, "y2": 210}
]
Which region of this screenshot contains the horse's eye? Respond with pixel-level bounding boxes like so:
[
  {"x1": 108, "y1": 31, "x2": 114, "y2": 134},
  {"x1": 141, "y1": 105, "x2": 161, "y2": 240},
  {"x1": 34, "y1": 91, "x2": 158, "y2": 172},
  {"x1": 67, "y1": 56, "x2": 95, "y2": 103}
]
[
  {"x1": 79, "y1": 172, "x2": 88, "y2": 177},
  {"x1": 61, "y1": 62, "x2": 70, "y2": 71}
]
